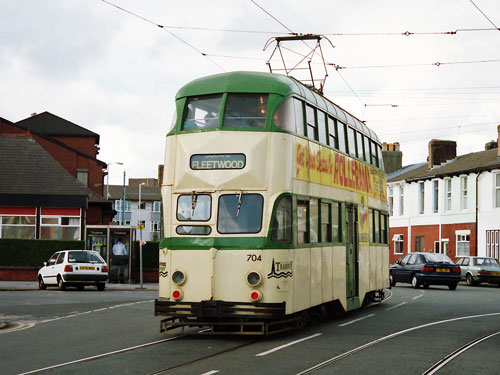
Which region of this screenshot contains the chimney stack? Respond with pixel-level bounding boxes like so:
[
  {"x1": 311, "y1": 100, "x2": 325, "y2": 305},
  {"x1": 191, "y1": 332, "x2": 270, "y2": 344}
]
[
  {"x1": 428, "y1": 139, "x2": 456, "y2": 169},
  {"x1": 382, "y1": 142, "x2": 402, "y2": 173}
]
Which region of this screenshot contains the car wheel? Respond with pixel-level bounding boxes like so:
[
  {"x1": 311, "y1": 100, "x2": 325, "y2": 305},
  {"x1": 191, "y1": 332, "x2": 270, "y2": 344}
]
[
  {"x1": 448, "y1": 283, "x2": 458, "y2": 290},
  {"x1": 38, "y1": 276, "x2": 46, "y2": 290},
  {"x1": 77, "y1": 285, "x2": 84, "y2": 291},
  {"x1": 466, "y1": 273, "x2": 476, "y2": 286},
  {"x1": 423, "y1": 283, "x2": 429, "y2": 289},
  {"x1": 411, "y1": 275, "x2": 420, "y2": 289},
  {"x1": 96, "y1": 283, "x2": 105, "y2": 291},
  {"x1": 57, "y1": 276, "x2": 66, "y2": 290},
  {"x1": 390, "y1": 274, "x2": 396, "y2": 287}
]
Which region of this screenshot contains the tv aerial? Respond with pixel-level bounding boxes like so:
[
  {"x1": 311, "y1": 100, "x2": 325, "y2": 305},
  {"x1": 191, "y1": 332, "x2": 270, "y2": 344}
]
[{"x1": 263, "y1": 34, "x2": 334, "y2": 94}]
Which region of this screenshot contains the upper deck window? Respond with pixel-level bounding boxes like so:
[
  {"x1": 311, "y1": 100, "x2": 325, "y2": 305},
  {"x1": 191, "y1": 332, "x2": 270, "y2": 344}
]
[
  {"x1": 273, "y1": 97, "x2": 295, "y2": 132},
  {"x1": 218, "y1": 193, "x2": 263, "y2": 234},
  {"x1": 223, "y1": 94, "x2": 268, "y2": 129},
  {"x1": 305, "y1": 105, "x2": 317, "y2": 140},
  {"x1": 182, "y1": 95, "x2": 222, "y2": 130},
  {"x1": 177, "y1": 194, "x2": 211, "y2": 221}
]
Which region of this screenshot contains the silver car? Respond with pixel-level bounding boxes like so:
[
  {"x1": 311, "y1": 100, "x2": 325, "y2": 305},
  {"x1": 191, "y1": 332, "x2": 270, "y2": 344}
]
[{"x1": 455, "y1": 256, "x2": 500, "y2": 286}]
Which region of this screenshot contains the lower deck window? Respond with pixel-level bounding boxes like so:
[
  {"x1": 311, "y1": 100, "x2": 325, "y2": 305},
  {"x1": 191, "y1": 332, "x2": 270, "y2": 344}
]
[
  {"x1": 271, "y1": 195, "x2": 292, "y2": 244},
  {"x1": 217, "y1": 194, "x2": 263, "y2": 234}
]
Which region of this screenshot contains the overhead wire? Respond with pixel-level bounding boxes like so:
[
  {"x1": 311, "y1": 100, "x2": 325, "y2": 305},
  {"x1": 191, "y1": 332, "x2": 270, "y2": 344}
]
[
  {"x1": 100, "y1": 0, "x2": 226, "y2": 72},
  {"x1": 469, "y1": 0, "x2": 500, "y2": 30}
]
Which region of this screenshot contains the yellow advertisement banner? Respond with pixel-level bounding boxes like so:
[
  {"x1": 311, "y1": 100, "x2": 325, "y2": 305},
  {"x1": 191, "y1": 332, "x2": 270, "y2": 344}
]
[{"x1": 295, "y1": 138, "x2": 387, "y2": 201}]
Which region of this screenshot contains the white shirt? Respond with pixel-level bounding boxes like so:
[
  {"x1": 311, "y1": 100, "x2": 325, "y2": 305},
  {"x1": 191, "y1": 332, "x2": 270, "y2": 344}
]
[{"x1": 112, "y1": 242, "x2": 127, "y2": 256}]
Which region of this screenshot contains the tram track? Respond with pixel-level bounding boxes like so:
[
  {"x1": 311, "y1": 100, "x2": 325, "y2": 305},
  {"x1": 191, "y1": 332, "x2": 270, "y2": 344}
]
[
  {"x1": 296, "y1": 312, "x2": 500, "y2": 375},
  {"x1": 422, "y1": 331, "x2": 500, "y2": 375}
]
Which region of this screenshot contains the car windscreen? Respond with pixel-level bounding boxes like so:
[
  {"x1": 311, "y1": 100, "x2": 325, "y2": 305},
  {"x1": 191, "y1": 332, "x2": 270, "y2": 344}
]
[
  {"x1": 68, "y1": 251, "x2": 104, "y2": 264},
  {"x1": 422, "y1": 253, "x2": 453, "y2": 263}
]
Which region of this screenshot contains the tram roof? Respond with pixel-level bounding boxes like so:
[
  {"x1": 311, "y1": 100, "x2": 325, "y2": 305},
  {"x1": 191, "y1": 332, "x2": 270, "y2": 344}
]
[{"x1": 176, "y1": 71, "x2": 380, "y2": 143}]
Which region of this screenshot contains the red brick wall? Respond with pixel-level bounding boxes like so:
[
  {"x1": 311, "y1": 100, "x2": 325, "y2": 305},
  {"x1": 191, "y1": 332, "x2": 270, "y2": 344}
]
[
  {"x1": 0, "y1": 267, "x2": 38, "y2": 281},
  {"x1": 389, "y1": 226, "x2": 408, "y2": 264},
  {"x1": 50, "y1": 136, "x2": 98, "y2": 158},
  {"x1": 389, "y1": 222, "x2": 477, "y2": 264}
]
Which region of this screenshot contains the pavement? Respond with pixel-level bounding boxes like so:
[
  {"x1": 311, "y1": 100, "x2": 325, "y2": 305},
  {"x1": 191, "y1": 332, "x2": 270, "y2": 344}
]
[{"x1": 0, "y1": 280, "x2": 158, "y2": 291}]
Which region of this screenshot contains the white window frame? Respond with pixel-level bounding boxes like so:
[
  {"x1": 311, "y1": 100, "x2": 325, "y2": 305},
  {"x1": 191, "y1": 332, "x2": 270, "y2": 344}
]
[
  {"x1": 399, "y1": 185, "x2": 404, "y2": 216},
  {"x1": 419, "y1": 182, "x2": 425, "y2": 214},
  {"x1": 456, "y1": 230, "x2": 470, "y2": 257},
  {"x1": 115, "y1": 199, "x2": 131, "y2": 212},
  {"x1": 388, "y1": 188, "x2": 394, "y2": 216},
  {"x1": 495, "y1": 173, "x2": 500, "y2": 208},
  {"x1": 40, "y1": 215, "x2": 81, "y2": 240},
  {"x1": 460, "y1": 175, "x2": 468, "y2": 210},
  {"x1": 153, "y1": 201, "x2": 162, "y2": 213},
  {"x1": 393, "y1": 234, "x2": 403, "y2": 254},
  {"x1": 433, "y1": 180, "x2": 439, "y2": 213},
  {"x1": 0, "y1": 214, "x2": 37, "y2": 239},
  {"x1": 445, "y1": 178, "x2": 452, "y2": 212}
]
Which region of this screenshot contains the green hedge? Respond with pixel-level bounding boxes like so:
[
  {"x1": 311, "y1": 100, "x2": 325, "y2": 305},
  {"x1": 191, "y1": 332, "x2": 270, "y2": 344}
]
[
  {"x1": 131, "y1": 241, "x2": 159, "y2": 269},
  {"x1": 0, "y1": 239, "x2": 160, "y2": 269},
  {"x1": 0, "y1": 239, "x2": 85, "y2": 267}
]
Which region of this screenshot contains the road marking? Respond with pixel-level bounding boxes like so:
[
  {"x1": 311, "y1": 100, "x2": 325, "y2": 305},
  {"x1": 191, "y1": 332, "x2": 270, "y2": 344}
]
[
  {"x1": 201, "y1": 371, "x2": 219, "y2": 375},
  {"x1": 17, "y1": 336, "x2": 183, "y2": 375},
  {"x1": 0, "y1": 322, "x2": 35, "y2": 335},
  {"x1": 256, "y1": 333, "x2": 322, "y2": 356},
  {"x1": 423, "y1": 331, "x2": 500, "y2": 374},
  {"x1": 386, "y1": 302, "x2": 408, "y2": 310},
  {"x1": 338, "y1": 314, "x2": 375, "y2": 327},
  {"x1": 296, "y1": 312, "x2": 500, "y2": 375},
  {"x1": 413, "y1": 294, "x2": 424, "y2": 300},
  {"x1": 41, "y1": 300, "x2": 154, "y2": 324}
]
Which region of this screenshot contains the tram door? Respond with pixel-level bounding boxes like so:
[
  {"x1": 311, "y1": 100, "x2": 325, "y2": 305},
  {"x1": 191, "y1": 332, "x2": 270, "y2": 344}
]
[{"x1": 346, "y1": 204, "x2": 359, "y2": 302}]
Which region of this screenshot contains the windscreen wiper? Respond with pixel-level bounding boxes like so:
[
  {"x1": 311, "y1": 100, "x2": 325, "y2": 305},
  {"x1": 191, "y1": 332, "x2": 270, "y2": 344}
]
[{"x1": 236, "y1": 192, "x2": 243, "y2": 217}]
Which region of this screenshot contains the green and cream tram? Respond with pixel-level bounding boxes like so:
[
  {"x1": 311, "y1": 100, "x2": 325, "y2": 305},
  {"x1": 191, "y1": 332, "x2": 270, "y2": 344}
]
[{"x1": 154, "y1": 71, "x2": 389, "y2": 335}]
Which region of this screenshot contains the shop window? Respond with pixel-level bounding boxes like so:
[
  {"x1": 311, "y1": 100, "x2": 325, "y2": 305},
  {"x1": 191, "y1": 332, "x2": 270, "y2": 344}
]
[
  {"x1": 0, "y1": 215, "x2": 36, "y2": 239},
  {"x1": 40, "y1": 216, "x2": 81, "y2": 240}
]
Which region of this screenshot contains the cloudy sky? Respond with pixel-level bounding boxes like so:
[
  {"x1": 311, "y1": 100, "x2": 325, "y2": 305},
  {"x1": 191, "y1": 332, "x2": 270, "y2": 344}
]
[{"x1": 2, "y1": 0, "x2": 500, "y2": 184}]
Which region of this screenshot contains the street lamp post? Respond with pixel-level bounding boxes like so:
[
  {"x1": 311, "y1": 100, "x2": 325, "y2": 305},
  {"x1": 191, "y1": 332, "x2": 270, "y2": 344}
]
[
  {"x1": 121, "y1": 170, "x2": 126, "y2": 226},
  {"x1": 138, "y1": 182, "x2": 146, "y2": 289}
]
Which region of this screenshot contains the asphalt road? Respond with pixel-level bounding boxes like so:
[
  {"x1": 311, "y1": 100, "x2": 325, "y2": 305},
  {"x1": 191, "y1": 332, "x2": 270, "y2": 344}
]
[{"x1": 1, "y1": 283, "x2": 499, "y2": 375}]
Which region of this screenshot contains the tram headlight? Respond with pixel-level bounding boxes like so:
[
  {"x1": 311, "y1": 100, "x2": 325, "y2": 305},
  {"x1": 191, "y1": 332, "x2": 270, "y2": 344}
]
[
  {"x1": 246, "y1": 271, "x2": 262, "y2": 287},
  {"x1": 172, "y1": 270, "x2": 186, "y2": 286}
]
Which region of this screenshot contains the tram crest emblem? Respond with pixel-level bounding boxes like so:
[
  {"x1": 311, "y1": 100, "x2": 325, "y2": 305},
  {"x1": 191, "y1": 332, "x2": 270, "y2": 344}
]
[
  {"x1": 267, "y1": 258, "x2": 293, "y2": 279},
  {"x1": 159, "y1": 262, "x2": 168, "y2": 278}
]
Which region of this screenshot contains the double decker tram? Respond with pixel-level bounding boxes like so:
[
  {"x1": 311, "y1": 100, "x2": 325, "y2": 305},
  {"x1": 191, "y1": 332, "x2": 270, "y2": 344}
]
[{"x1": 154, "y1": 71, "x2": 389, "y2": 335}]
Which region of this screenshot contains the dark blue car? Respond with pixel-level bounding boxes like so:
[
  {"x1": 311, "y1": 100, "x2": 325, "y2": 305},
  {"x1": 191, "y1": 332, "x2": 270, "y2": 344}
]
[{"x1": 390, "y1": 252, "x2": 461, "y2": 290}]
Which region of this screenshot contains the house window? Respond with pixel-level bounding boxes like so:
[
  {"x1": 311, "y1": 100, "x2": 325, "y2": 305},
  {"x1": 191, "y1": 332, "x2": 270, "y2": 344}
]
[
  {"x1": 415, "y1": 235, "x2": 425, "y2": 251},
  {"x1": 461, "y1": 176, "x2": 468, "y2": 210},
  {"x1": 486, "y1": 230, "x2": 499, "y2": 259},
  {"x1": 433, "y1": 180, "x2": 439, "y2": 213},
  {"x1": 496, "y1": 174, "x2": 500, "y2": 208},
  {"x1": 153, "y1": 201, "x2": 162, "y2": 212},
  {"x1": 393, "y1": 234, "x2": 403, "y2": 254},
  {"x1": 456, "y1": 232, "x2": 470, "y2": 256},
  {"x1": 115, "y1": 200, "x2": 131, "y2": 212},
  {"x1": 419, "y1": 182, "x2": 425, "y2": 214},
  {"x1": 388, "y1": 188, "x2": 394, "y2": 216},
  {"x1": 399, "y1": 185, "x2": 404, "y2": 216},
  {"x1": 434, "y1": 241, "x2": 440, "y2": 253},
  {"x1": 76, "y1": 169, "x2": 88, "y2": 186},
  {"x1": 445, "y1": 178, "x2": 452, "y2": 211}
]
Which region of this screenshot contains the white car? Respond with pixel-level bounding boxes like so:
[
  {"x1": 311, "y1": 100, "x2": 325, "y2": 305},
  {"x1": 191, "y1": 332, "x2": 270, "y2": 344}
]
[{"x1": 38, "y1": 250, "x2": 108, "y2": 291}]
